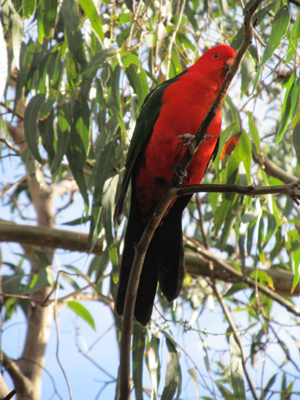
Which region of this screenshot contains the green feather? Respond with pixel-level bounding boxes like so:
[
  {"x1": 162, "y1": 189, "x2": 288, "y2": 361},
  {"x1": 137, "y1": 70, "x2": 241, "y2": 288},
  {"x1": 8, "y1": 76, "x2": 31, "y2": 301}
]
[{"x1": 114, "y1": 70, "x2": 187, "y2": 223}]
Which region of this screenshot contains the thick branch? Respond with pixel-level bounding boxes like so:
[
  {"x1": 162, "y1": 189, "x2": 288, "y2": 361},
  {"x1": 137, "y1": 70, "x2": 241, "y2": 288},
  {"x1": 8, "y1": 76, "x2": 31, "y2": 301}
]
[
  {"x1": 1, "y1": 220, "x2": 297, "y2": 298},
  {"x1": 186, "y1": 245, "x2": 300, "y2": 317},
  {"x1": 185, "y1": 252, "x2": 300, "y2": 297},
  {"x1": 253, "y1": 154, "x2": 297, "y2": 184},
  {"x1": 1, "y1": 352, "x2": 33, "y2": 398},
  {"x1": 119, "y1": 1, "x2": 264, "y2": 398},
  {"x1": 0, "y1": 221, "x2": 103, "y2": 255}
]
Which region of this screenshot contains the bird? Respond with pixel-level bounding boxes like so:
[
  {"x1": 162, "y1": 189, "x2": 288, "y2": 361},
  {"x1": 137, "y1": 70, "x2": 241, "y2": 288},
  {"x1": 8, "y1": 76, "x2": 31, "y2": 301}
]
[{"x1": 114, "y1": 44, "x2": 236, "y2": 326}]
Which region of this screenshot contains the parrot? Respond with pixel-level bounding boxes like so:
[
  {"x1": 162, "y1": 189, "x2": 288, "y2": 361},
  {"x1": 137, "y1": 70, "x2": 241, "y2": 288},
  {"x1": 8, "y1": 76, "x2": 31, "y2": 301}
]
[{"x1": 114, "y1": 44, "x2": 236, "y2": 326}]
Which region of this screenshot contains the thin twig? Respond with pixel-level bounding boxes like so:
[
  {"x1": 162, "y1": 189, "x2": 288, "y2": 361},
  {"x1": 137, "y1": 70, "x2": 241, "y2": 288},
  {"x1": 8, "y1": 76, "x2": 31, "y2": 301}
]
[
  {"x1": 0, "y1": 175, "x2": 26, "y2": 200},
  {"x1": 54, "y1": 285, "x2": 73, "y2": 400},
  {"x1": 211, "y1": 282, "x2": 259, "y2": 400},
  {"x1": 166, "y1": 0, "x2": 187, "y2": 80},
  {"x1": 176, "y1": 181, "x2": 300, "y2": 205},
  {"x1": 185, "y1": 240, "x2": 300, "y2": 317}
]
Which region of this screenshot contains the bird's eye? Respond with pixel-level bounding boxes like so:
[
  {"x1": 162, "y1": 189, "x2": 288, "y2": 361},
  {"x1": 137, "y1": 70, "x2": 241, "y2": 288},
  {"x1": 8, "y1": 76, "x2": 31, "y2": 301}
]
[{"x1": 214, "y1": 53, "x2": 219, "y2": 58}]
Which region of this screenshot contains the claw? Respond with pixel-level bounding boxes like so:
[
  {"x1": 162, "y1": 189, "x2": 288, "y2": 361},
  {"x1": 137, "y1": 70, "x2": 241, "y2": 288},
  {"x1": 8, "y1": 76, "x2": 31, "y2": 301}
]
[
  {"x1": 172, "y1": 164, "x2": 188, "y2": 184},
  {"x1": 176, "y1": 134, "x2": 194, "y2": 148},
  {"x1": 176, "y1": 134, "x2": 219, "y2": 148}
]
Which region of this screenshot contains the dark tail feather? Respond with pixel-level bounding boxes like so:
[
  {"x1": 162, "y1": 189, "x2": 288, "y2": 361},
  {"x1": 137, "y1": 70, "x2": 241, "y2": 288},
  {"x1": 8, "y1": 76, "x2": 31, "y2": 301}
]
[
  {"x1": 116, "y1": 188, "x2": 159, "y2": 326},
  {"x1": 134, "y1": 236, "x2": 159, "y2": 326},
  {"x1": 157, "y1": 195, "x2": 192, "y2": 302}
]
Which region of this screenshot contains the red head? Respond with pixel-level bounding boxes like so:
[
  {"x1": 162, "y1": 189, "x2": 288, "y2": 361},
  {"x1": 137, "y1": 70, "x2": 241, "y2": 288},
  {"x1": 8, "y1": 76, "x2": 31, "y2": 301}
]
[{"x1": 190, "y1": 44, "x2": 236, "y2": 81}]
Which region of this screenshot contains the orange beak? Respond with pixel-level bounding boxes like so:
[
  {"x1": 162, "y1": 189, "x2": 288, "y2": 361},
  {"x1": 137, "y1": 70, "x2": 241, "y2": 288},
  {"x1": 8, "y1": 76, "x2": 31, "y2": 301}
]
[{"x1": 226, "y1": 57, "x2": 235, "y2": 68}]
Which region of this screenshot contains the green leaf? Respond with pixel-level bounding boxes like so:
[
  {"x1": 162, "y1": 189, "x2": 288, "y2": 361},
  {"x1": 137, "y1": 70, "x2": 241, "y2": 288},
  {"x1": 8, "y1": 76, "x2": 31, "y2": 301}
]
[
  {"x1": 38, "y1": 109, "x2": 55, "y2": 160},
  {"x1": 12, "y1": 11, "x2": 24, "y2": 70},
  {"x1": 229, "y1": 334, "x2": 246, "y2": 400},
  {"x1": 120, "y1": 53, "x2": 140, "y2": 68},
  {"x1": 102, "y1": 175, "x2": 119, "y2": 265},
  {"x1": 119, "y1": 12, "x2": 132, "y2": 24},
  {"x1": 91, "y1": 138, "x2": 117, "y2": 235},
  {"x1": 37, "y1": 0, "x2": 45, "y2": 43},
  {"x1": 241, "y1": 54, "x2": 255, "y2": 94},
  {"x1": 286, "y1": 14, "x2": 300, "y2": 63},
  {"x1": 66, "y1": 95, "x2": 90, "y2": 206},
  {"x1": 16, "y1": 41, "x2": 29, "y2": 105},
  {"x1": 264, "y1": 373, "x2": 277, "y2": 395},
  {"x1": 261, "y1": 6, "x2": 290, "y2": 66},
  {"x1": 24, "y1": 93, "x2": 46, "y2": 163},
  {"x1": 125, "y1": 64, "x2": 148, "y2": 109},
  {"x1": 224, "y1": 283, "x2": 248, "y2": 298},
  {"x1": 61, "y1": 0, "x2": 87, "y2": 68},
  {"x1": 132, "y1": 322, "x2": 146, "y2": 400},
  {"x1": 68, "y1": 301, "x2": 96, "y2": 330},
  {"x1": 187, "y1": 369, "x2": 199, "y2": 400},
  {"x1": 80, "y1": 48, "x2": 118, "y2": 99},
  {"x1": 248, "y1": 112, "x2": 260, "y2": 154},
  {"x1": 27, "y1": 268, "x2": 48, "y2": 294},
  {"x1": 52, "y1": 102, "x2": 71, "y2": 174},
  {"x1": 161, "y1": 337, "x2": 181, "y2": 400},
  {"x1": 78, "y1": 0, "x2": 104, "y2": 39},
  {"x1": 277, "y1": 73, "x2": 300, "y2": 145},
  {"x1": 293, "y1": 121, "x2": 300, "y2": 164},
  {"x1": 145, "y1": 335, "x2": 160, "y2": 400},
  {"x1": 43, "y1": 0, "x2": 58, "y2": 38},
  {"x1": 292, "y1": 247, "x2": 300, "y2": 294},
  {"x1": 23, "y1": 0, "x2": 36, "y2": 19},
  {"x1": 215, "y1": 381, "x2": 235, "y2": 400}
]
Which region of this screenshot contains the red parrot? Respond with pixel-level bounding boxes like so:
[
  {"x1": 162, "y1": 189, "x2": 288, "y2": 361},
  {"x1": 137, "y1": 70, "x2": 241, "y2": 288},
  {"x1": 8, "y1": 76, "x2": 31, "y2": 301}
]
[{"x1": 115, "y1": 44, "x2": 236, "y2": 326}]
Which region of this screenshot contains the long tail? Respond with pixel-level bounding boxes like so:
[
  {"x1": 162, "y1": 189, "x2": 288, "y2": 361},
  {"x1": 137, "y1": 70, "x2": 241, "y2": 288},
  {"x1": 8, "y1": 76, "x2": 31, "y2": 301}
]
[
  {"x1": 157, "y1": 195, "x2": 192, "y2": 302},
  {"x1": 116, "y1": 191, "x2": 192, "y2": 326},
  {"x1": 116, "y1": 186, "x2": 159, "y2": 326}
]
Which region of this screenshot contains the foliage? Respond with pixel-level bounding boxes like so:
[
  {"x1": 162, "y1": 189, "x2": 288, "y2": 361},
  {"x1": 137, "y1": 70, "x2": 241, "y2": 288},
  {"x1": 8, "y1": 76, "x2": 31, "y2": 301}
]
[{"x1": 0, "y1": 0, "x2": 300, "y2": 399}]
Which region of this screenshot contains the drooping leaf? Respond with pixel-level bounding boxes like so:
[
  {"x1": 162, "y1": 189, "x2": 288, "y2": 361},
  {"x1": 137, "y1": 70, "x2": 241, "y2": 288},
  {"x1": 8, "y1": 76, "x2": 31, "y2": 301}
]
[
  {"x1": 24, "y1": 93, "x2": 46, "y2": 163},
  {"x1": 61, "y1": 0, "x2": 87, "y2": 68},
  {"x1": 78, "y1": 0, "x2": 104, "y2": 39},
  {"x1": 161, "y1": 336, "x2": 181, "y2": 400},
  {"x1": 52, "y1": 102, "x2": 71, "y2": 174},
  {"x1": 125, "y1": 64, "x2": 148, "y2": 109},
  {"x1": 286, "y1": 13, "x2": 300, "y2": 63},
  {"x1": 187, "y1": 369, "x2": 199, "y2": 400},
  {"x1": 261, "y1": 6, "x2": 290, "y2": 66},
  {"x1": 68, "y1": 301, "x2": 96, "y2": 330},
  {"x1": 43, "y1": 0, "x2": 58, "y2": 38},
  {"x1": 292, "y1": 121, "x2": 300, "y2": 164},
  {"x1": 23, "y1": 0, "x2": 36, "y2": 19},
  {"x1": 229, "y1": 334, "x2": 246, "y2": 400},
  {"x1": 145, "y1": 334, "x2": 160, "y2": 400},
  {"x1": 132, "y1": 322, "x2": 146, "y2": 400},
  {"x1": 277, "y1": 73, "x2": 300, "y2": 145}
]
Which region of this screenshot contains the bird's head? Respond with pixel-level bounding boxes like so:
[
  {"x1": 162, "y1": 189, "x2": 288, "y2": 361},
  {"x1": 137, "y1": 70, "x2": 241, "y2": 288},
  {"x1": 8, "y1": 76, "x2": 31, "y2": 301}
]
[{"x1": 192, "y1": 44, "x2": 237, "y2": 79}]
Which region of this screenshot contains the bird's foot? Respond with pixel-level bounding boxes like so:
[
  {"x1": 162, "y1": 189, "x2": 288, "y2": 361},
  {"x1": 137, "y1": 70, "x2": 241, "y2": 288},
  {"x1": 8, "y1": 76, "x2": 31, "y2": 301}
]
[
  {"x1": 176, "y1": 134, "x2": 194, "y2": 148},
  {"x1": 172, "y1": 164, "x2": 188, "y2": 184},
  {"x1": 176, "y1": 134, "x2": 219, "y2": 147}
]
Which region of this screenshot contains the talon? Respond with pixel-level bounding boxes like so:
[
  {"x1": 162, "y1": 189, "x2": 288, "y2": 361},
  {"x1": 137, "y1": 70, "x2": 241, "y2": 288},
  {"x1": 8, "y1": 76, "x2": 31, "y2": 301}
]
[
  {"x1": 176, "y1": 134, "x2": 219, "y2": 148},
  {"x1": 176, "y1": 134, "x2": 194, "y2": 148},
  {"x1": 172, "y1": 164, "x2": 188, "y2": 183}
]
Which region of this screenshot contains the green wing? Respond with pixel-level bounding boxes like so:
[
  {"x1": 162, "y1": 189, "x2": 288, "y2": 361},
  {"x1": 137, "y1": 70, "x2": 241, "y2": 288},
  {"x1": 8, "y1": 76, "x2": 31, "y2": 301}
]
[{"x1": 114, "y1": 70, "x2": 187, "y2": 223}]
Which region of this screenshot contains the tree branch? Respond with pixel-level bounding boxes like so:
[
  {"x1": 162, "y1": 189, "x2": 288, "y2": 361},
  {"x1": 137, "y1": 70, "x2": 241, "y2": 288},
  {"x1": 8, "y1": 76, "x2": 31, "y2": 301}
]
[
  {"x1": 119, "y1": 1, "x2": 264, "y2": 398},
  {"x1": 1, "y1": 352, "x2": 33, "y2": 398},
  {"x1": 211, "y1": 282, "x2": 259, "y2": 400},
  {"x1": 184, "y1": 252, "x2": 300, "y2": 297},
  {"x1": 176, "y1": 181, "x2": 300, "y2": 205},
  {"x1": 0, "y1": 220, "x2": 103, "y2": 255},
  {"x1": 185, "y1": 244, "x2": 300, "y2": 317},
  {"x1": 253, "y1": 153, "x2": 297, "y2": 184}
]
